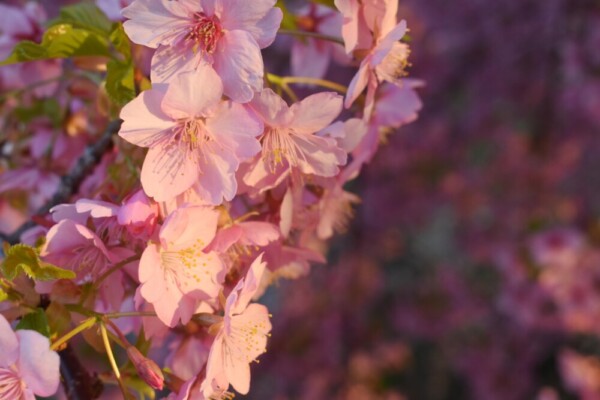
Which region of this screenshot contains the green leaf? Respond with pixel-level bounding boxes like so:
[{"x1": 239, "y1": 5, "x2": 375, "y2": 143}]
[
  {"x1": 134, "y1": 327, "x2": 153, "y2": 356},
  {"x1": 54, "y1": 3, "x2": 113, "y2": 36},
  {"x1": 110, "y1": 23, "x2": 132, "y2": 60},
  {"x1": 1, "y1": 243, "x2": 76, "y2": 281},
  {"x1": 123, "y1": 377, "x2": 156, "y2": 400},
  {"x1": 16, "y1": 308, "x2": 51, "y2": 337},
  {"x1": 46, "y1": 302, "x2": 72, "y2": 339},
  {"x1": 275, "y1": 0, "x2": 298, "y2": 30},
  {"x1": 1, "y1": 24, "x2": 111, "y2": 65},
  {"x1": 0, "y1": 288, "x2": 7, "y2": 302},
  {"x1": 106, "y1": 60, "x2": 136, "y2": 106},
  {"x1": 14, "y1": 98, "x2": 62, "y2": 126}
]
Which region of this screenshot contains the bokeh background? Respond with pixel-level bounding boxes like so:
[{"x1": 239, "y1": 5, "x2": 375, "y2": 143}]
[
  {"x1": 250, "y1": 1, "x2": 600, "y2": 399},
  {"x1": 1, "y1": 0, "x2": 600, "y2": 399}
]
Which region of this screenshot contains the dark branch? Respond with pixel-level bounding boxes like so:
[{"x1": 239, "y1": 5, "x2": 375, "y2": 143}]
[
  {"x1": 59, "y1": 346, "x2": 104, "y2": 399},
  {"x1": 2, "y1": 120, "x2": 122, "y2": 246},
  {"x1": 1, "y1": 120, "x2": 122, "y2": 399}
]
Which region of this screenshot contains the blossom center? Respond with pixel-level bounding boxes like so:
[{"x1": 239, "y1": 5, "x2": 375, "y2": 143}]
[
  {"x1": 261, "y1": 128, "x2": 305, "y2": 171},
  {"x1": 225, "y1": 315, "x2": 269, "y2": 363},
  {"x1": 187, "y1": 12, "x2": 223, "y2": 54},
  {"x1": 69, "y1": 243, "x2": 109, "y2": 279},
  {"x1": 159, "y1": 239, "x2": 214, "y2": 292},
  {"x1": 0, "y1": 367, "x2": 24, "y2": 399},
  {"x1": 376, "y1": 42, "x2": 411, "y2": 82},
  {"x1": 173, "y1": 118, "x2": 213, "y2": 155}
]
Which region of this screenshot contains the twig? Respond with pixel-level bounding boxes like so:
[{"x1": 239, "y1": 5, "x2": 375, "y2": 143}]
[
  {"x1": 59, "y1": 346, "x2": 104, "y2": 400},
  {"x1": 1, "y1": 120, "x2": 123, "y2": 400},
  {"x1": 1, "y1": 120, "x2": 122, "y2": 245}
]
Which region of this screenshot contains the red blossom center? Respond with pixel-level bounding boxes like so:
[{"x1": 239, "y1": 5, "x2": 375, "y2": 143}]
[{"x1": 187, "y1": 12, "x2": 223, "y2": 54}]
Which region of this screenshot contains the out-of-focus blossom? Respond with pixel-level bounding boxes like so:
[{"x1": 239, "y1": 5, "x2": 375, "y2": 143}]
[{"x1": 0, "y1": 314, "x2": 60, "y2": 399}]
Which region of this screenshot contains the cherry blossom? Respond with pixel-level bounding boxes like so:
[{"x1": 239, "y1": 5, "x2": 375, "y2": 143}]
[
  {"x1": 119, "y1": 67, "x2": 263, "y2": 204},
  {"x1": 0, "y1": 315, "x2": 60, "y2": 399},
  {"x1": 138, "y1": 205, "x2": 224, "y2": 327},
  {"x1": 244, "y1": 88, "x2": 347, "y2": 190},
  {"x1": 336, "y1": 0, "x2": 410, "y2": 118},
  {"x1": 122, "y1": 0, "x2": 282, "y2": 102},
  {"x1": 202, "y1": 254, "x2": 272, "y2": 396}
]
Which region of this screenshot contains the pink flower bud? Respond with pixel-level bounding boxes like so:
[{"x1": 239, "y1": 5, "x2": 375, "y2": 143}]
[{"x1": 126, "y1": 346, "x2": 164, "y2": 390}]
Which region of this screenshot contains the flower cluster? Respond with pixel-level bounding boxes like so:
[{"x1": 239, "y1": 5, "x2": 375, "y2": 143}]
[{"x1": 0, "y1": 0, "x2": 420, "y2": 398}]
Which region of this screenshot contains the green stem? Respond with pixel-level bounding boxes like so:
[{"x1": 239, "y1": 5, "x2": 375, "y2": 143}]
[
  {"x1": 267, "y1": 73, "x2": 347, "y2": 94},
  {"x1": 266, "y1": 73, "x2": 298, "y2": 102},
  {"x1": 50, "y1": 316, "x2": 97, "y2": 351},
  {"x1": 278, "y1": 29, "x2": 345, "y2": 46},
  {"x1": 0, "y1": 76, "x2": 64, "y2": 101},
  {"x1": 100, "y1": 323, "x2": 121, "y2": 379},
  {"x1": 101, "y1": 322, "x2": 131, "y2": 399}
]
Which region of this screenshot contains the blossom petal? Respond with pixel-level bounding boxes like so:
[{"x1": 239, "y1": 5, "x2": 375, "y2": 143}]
[
  {"x1": 290, "y1": 92, "x2": 343, "y2": 134},
  {"x1": 0, "y1": 315, "x2": 18, "y2": 367},
  {"x1": 16, "y1": 330, "x2": 60, "y2": 397},
  {"x1": 194, "y1": 149, "x2": 238, "y2": 204},
  {"x1": 119, "y1": 87, "x2": 175, "y2": 147},
  {"x1": 175, "y1": 251, "x2": 223, "y2": 298},
  {"x1": 161, "y1": 67, "x2": 223, "y2": 119},
  {"x1": 344, "y1": 59, "x2": 369, "y2": 108},
  {"x1": 122, "y1": 0, "x2": 191, "y2": 48},
  {"x1": 141, "y1": 142, "x2": 200, "y2": 202},
  {"x1": 232, "y1": 254, "x2": 267, "y2": 313},
  {"x1": 150, "y1": 45, "x2": 203, "y2": 84},
  {"x1": 375, "y1": 81, "x2": 422, "y2": 127},
  {"x1": 213, "y1": 30, "x2": 264, "y2": 103},
  {"x1": 291, "y1": 39, "x2": 331, "y2": 79},
  {"x1": 249, "y1": 88, "x2": 292, "y2": 127},
  {"x1": 139, "y1": 244, "x2": 166, "y2": 302},
  {"x1": 292, "y1": 134, "x2": 347, "y2": 177},
  {"x1": 160, "y1": 206, "x2": 219, "y2": 251},
  {"x1": 206, "y1": 102, "x2": 263, "y2": 159},
  {"x1": 371, "y1": 20, "x2": 407, "y2": 66},
  {"x1": 217, "y1": 0, "x2": 282, "y2": 47},
  {"x1": 238, "y1": 222, "x2": 280, "y2": 246}
]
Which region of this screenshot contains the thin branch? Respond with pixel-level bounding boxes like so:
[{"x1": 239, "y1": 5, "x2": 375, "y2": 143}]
[
  {"x1": 1, "y1": 120, "x2": 122, "y2": 245},
  {"x1": 0, "y1": 120, "x2": 122, "y2": 400},
  {"x1": 59, "y1": 346, "x2": 104, "y2": 400},
  {"x1": 277, "y1": 29, "x2": 345, "y2": 46}
]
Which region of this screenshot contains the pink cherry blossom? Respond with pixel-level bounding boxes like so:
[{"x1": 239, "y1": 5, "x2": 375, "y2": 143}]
[
  {"x1": 343, "y1": 81, "x2": 422, "y2": 178},
  {"x1": 41, "y1": 219, "x2": 118, "y2": 282},
  {"x1": 138, "y1": 206, "x2": 225, "y2": 327},
  {"x1": 244, "y1": 88, "x2": 347, "y2": 190},
  {"x1": 122, "y1": 0, "x2": 282, "y2": 102},
  {"x1": 335, "y1": 0, "x2": 399, "y2": 54},
  {"x1": 290, "y1": 4, "x2": 348, "y2": 79},
  {"x1": 0, "y1": 314, "x2": 60, "y2": 399},
  {"x1": 117, "y1": 189, "x2": 159, "y2": 237},
  {"x1": 316, "y1": 183, "x2": 361, "y2": 239},
  {"x1": 207, "y1": 221, "x2": 280, "y2": 254},
  {"x1": 202, "y1": 254, "x2": 272, "y2": 396},
  {"x1": 119, "y1": 67, "x2": 263, "y2": 204},
  {"x1": 336, "y1": 0, "x2": 410, "y2": 118}
]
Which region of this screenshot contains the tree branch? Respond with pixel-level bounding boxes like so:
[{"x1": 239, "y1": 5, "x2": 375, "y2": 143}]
[
  {"x1": 1, "y1": 120, "x2": 123, "y2": 399},
  {"x1": 2, "y1": 120, "x2": 122, "y2": 245}
]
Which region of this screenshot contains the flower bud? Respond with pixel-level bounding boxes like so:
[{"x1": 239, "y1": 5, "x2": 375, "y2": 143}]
[{"x1": 126, "y1": 346, "x2": 164, "y2": 390}]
